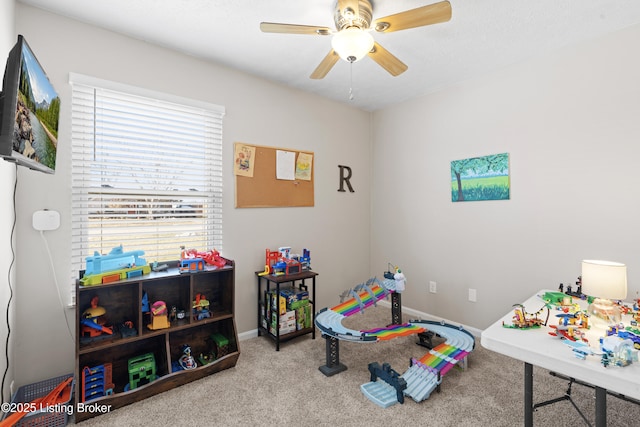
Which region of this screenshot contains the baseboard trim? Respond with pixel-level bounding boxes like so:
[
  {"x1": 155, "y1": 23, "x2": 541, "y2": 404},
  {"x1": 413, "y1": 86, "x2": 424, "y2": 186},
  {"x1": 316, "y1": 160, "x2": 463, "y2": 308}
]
[{"x1": 239, "y1": 329, "x2": 259, "y2": 341}]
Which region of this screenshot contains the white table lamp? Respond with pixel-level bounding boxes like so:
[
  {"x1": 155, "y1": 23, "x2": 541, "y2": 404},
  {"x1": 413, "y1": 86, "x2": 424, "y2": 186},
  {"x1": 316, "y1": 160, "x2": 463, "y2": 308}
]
[{"x1": 581, "y1": 260, "x2": 627, "y2": 325}]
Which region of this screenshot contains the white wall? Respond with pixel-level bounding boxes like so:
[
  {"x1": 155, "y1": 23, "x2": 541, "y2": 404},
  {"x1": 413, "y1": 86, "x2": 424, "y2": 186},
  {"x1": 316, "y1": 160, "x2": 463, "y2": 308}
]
[
  {"x1": 12, "y1": 1, "x2": 640, "y2": 390},
  {"x1": 371, "y1": 24, "x2": 640, "y2": 330},
  {"x1": 13, "y1": 4, "x2": 371, "y2": 385},
  {"x1": 0, "y1": 0, "x2": 16, "y2": 405}
]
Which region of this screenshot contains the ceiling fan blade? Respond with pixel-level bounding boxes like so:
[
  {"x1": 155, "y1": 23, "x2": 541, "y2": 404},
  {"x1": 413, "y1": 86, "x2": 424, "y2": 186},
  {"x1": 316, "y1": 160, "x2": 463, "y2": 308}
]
[
  {"x1": 373, "y1": 0, "x2": 452, "y2": 33},
  {"x1": 310, "y1": 50, "x2": 340, "y2": 79},
  {"x1": 367, "y1": 42, "x2": 408, "y2": 76},
  {"x1": 260, "y1": 22, "x2": 332, "y2": 35}
]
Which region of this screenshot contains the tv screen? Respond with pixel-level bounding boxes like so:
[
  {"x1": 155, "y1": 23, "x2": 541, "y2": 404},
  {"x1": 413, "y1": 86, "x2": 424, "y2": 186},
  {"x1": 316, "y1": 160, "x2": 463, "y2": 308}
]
[{"x1": 0, "y1": 35, "x2": 59, "y2": 174}]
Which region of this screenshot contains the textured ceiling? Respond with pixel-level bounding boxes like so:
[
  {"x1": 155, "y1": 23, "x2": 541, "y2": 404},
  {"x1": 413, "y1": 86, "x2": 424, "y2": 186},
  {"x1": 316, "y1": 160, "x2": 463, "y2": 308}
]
[{"x1": 17, "y1": 0, "x2": 640, "y2": 111}]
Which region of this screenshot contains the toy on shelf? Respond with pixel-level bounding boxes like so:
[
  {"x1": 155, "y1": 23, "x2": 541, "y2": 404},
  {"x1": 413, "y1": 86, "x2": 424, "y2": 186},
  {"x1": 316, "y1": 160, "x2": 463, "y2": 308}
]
[
  {"x1": 180, "y1": 257, "x2": 205, "y2": 273},
  {"x1": 119, "y1": 320, "x2": 137, "y2": 338},
  {"x1": 257, "y1": 264, "x2": 270, "y2": 276},
  {"x1": 126, "y1": 353, "x2": 156, "y2": 390},
  {"x1": 80, "y1": 245, "x2": 151, "y2": 286},
  {"x1": 209, "y1": 332, "x2": 229, "y2": 358},
  {"x1": 151, "y1": 261, "x2": 169, "y2": 272},
  {"x1": 263, "y1": 247, "x2": 311, "y2": 276},
  {"x1": 192, "y1": 293, "x2": 211, "y2": 320},
  {"x1": 180, "y1": 247, "x2": 205, "y2": 273},
  {"x1": 179, "y1": 344, "x2": 197, "y2": 370},
  {"x1": 147, "y1": 300, "x2": 170, "y2": 330},
  {"x1": 81, "y1": 296, "x2": 113, "y2": 339},
  {"x1": 82, "y1": 363, "x2": 114, "y2": 402},
  {"x1": 198, "y1": 348, "x2": 216, "y2": 366},
  {"x1": 179, "y1": 247, "x2": 226, "y2": 273},
  {"x1": 141, "y1": 291, "x2": 150, "y2": 313},
  {"x1": 299, "y1": 248, "x2": 311, "y2": 271},
  {"x1": 200, "y1": 249, "x2": 226, "y2": 268}
]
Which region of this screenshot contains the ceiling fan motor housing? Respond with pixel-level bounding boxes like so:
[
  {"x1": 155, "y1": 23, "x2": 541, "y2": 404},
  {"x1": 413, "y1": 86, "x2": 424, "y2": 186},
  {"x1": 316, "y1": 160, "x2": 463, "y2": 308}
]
[{"x1": 334, "y1": 0, "x2": 373, "y2": 30}]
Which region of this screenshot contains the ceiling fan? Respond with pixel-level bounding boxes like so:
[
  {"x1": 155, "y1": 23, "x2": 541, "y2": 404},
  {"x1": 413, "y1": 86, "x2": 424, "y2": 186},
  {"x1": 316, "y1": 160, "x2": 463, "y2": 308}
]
[{"x1": 260, "y1": 0, "x2": 452, "y2": 79}]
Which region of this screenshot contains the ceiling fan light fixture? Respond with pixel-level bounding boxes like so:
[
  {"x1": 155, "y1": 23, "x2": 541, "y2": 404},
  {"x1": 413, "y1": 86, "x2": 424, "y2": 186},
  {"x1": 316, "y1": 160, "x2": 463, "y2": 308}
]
[{"x1": 331, "y1": 27, "x2": 374, "y2": 63}]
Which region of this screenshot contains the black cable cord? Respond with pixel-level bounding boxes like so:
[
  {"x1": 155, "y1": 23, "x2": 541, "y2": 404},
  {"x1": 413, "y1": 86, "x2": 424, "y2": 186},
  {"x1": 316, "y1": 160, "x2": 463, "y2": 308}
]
[{"x1": 1, "y1": 164, "x2": 17, "y2": 403}]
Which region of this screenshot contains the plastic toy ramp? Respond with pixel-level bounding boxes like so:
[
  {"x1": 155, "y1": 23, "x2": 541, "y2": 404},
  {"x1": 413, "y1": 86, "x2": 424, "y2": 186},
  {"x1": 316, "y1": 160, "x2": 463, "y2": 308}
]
[
  {"x1": 331, "y1": 278, "x2": 391, "y2": 317},
  {"x1": 315, "y1": 278, "x2": 419, "y2": 342},
  {"x1": 361, "y1": 323, "x2": 426, "y2": 341},
  {"x1": 361, "y1": 320, "x2": 475, "y2": 408}
]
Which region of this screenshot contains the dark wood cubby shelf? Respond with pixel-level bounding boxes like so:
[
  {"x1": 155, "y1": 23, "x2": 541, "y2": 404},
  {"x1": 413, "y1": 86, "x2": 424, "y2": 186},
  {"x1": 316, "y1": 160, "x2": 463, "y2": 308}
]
[{"x1": 75, "y1": 259, "x2": 238, "y2": 422}]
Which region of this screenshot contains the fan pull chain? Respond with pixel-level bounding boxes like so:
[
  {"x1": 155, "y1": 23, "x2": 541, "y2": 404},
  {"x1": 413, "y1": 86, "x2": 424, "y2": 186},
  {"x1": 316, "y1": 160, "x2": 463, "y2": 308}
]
[{"x1": 349, "y1": 62, "x2": 354, "y2": 101}]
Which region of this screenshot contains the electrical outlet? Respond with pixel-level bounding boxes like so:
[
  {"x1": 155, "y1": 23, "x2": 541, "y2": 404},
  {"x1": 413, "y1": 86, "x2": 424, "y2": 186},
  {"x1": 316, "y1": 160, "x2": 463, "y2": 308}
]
[
  {"x1": 468, "y1": 288, "x2": 477, "y2": 302},
  {"x1": 429, "y1": 281, "x2": 437, "y2": 293}
]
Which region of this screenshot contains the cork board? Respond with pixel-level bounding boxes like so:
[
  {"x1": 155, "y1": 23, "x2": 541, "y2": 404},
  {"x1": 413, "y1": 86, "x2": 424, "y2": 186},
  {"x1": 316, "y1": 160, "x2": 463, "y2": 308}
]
[{"x1": 234, "y1": 143, "x2": 314, "y2": 208}]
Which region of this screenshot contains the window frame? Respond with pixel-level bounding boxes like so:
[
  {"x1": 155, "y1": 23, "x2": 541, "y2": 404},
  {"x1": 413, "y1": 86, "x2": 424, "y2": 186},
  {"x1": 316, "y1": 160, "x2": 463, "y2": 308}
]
[{"x1": 68, "y1": 73, "x2": 225, "y2": 287}]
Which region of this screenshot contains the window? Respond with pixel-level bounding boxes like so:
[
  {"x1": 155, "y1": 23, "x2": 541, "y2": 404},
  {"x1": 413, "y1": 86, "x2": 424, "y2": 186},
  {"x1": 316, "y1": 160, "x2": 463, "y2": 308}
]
[{"x1": 69, "y1": 73, "x2": 225, "y2": 284}]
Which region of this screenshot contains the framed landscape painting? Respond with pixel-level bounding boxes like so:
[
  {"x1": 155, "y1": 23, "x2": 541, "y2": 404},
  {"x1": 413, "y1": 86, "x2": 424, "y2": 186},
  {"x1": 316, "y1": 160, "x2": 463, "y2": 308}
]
[{"x1": 451, "y1": 153, "x2": 510, "y2": 202}]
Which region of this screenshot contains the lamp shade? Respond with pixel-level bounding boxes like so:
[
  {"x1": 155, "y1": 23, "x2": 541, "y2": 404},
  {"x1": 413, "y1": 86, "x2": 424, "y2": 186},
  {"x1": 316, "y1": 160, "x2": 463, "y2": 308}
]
[
  {"x1": 581, "y1": 260, "x2": 627, "y2": 300},
  {"x1": 331, "y1": 27, "x2": 374, "y2": 63}
]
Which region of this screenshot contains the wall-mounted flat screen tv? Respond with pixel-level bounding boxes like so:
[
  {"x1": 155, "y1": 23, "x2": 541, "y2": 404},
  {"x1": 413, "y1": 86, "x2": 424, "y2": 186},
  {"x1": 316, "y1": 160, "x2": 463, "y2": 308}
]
[{"x1": 0, "y1": 35, "x2": 59, "y2": 174}]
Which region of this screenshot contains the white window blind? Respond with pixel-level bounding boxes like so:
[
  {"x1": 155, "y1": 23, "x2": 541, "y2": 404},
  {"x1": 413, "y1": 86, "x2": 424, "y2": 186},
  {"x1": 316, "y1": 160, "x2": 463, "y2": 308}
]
[{"x1": 69, "y1": 74, "x2": 225, "y2": 284}]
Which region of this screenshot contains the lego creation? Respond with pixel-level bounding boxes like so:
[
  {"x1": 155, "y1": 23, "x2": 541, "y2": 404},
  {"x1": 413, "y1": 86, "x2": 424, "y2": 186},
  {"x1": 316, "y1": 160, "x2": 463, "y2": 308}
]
[{"x1": 501, "y1": 303, "x2": 549, "y2": 329}]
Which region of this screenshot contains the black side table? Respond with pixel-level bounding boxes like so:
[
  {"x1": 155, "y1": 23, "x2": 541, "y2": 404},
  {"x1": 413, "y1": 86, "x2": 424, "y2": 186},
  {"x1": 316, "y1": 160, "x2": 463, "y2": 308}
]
[{"x1": 256, "y1": 270, "x2": 317, "y2": 350}]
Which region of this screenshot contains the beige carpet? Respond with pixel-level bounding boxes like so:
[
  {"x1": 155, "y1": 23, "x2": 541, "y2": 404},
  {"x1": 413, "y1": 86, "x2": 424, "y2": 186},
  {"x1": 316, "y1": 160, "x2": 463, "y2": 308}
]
[{"x1": 72, "y1": 306, "x2": 640, "y2": 426}]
